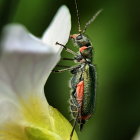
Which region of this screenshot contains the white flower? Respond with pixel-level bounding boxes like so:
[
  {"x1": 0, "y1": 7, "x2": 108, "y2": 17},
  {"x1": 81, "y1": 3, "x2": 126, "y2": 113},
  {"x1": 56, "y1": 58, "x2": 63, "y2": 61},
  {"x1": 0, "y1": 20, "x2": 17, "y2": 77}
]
[{"x1": 0, "y1": 5, "x2": 78, "y2": 140}]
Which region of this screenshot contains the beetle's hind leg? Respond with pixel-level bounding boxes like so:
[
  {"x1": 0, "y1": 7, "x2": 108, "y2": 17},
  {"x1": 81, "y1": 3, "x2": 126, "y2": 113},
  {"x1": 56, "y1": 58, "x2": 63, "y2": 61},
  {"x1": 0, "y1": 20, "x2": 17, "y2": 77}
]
[{"x1": 70, "y1": 111, "x2": 79, "y2": 140}]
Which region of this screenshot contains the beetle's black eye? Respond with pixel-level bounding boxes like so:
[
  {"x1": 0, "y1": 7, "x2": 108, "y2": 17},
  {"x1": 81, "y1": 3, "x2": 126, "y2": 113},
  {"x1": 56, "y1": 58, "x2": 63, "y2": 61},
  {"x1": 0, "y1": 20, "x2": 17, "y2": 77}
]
[{"x1": 76, "y1": 35, "x2": 82, "y2": 40}]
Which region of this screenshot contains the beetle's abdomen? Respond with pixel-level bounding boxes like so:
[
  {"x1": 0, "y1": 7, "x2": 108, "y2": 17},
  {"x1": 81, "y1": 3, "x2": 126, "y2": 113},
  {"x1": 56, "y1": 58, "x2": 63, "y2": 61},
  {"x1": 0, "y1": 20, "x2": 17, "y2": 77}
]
[{"x1": 70, "y1": 64, "x2": 96, "y2": 124}]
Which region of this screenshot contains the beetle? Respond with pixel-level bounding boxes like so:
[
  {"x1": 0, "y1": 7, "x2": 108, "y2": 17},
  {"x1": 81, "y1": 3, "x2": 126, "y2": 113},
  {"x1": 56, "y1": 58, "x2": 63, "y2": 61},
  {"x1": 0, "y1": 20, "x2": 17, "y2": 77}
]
[{"x1": 54, "y1": 0, "x2": 102, "y2": 139}]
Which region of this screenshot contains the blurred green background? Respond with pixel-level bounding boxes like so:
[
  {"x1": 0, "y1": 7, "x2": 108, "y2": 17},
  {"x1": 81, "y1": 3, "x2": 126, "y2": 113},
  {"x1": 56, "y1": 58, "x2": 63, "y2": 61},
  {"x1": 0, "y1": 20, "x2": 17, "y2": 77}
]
[{"x1": 0, "y1": 0, "x2": 140, "y2": 140}]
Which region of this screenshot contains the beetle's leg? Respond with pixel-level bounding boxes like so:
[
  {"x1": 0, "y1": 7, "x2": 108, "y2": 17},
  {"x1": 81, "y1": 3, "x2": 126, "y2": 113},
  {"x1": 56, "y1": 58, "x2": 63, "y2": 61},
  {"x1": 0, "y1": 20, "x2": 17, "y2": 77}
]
[
  {"x1": 56, "y1": 42, "x2": 77, "y2": 56},
  {"x1": 53, "y1": 65, "x2": 80, "y2": 73},
  {"x1": 53, "y1": 65, "x2": 71, "y2": 73},
  {"x1": 69, "y1": 119, "x2": 74, "y2": 122},
  {"x1": 62, "y1": 58, "x2": 75, "y2": 61},
  {"x1": 71, "y1": 110, "x2": 78, "y2": 113},
  {"x1": 56, "y1": 65, "x2": 71, "y2": 68},
  {"x1": 70, "y1": 110, "x2": 79, "y2": 140},
  {"x1": 53, "y1": 66, "x2": 75, "y2": 73}
]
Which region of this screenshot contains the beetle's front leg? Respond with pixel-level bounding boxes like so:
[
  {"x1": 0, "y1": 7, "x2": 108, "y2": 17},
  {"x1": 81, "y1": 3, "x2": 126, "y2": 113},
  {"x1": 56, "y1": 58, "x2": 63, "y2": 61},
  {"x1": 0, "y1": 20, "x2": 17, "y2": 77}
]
[{"x1": 56, "y1": 42, "x2": 77, "y2": 56}]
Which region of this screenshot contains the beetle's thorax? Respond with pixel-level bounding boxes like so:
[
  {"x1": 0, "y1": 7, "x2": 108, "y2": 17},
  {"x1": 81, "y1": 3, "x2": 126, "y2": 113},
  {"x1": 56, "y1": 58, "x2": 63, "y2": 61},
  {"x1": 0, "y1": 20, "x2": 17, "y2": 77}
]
[{"x1": 70, "y1": 34, "x2": 93, "y2": 63}]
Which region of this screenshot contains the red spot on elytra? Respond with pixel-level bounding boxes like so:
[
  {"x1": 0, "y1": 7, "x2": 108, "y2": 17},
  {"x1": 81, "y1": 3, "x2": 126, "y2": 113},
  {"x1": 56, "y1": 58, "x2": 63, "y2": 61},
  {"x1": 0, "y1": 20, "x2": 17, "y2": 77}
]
[{"x1": 76, "y1": 81, "x2": 84, "y2": 105}]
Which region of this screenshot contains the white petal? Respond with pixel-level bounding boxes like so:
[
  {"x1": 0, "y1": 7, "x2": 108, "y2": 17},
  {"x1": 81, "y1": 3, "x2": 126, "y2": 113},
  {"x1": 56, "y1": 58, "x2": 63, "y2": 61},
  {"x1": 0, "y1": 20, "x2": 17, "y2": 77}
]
[
  {"x1": 0, "y1": 6, "x2": 73, "y2": 139},
  {"x1": 1, "y1": 24, "x2": 55, "y2": 53},
  {"x1": 0, "y1": 24, "x2": 59, "y2": 102},
  {"x1": 0, "y1": 99, "x2": 22, "y2": 125},
  {"x1": 133, "y1": 127, "x2": 140, "y2": 140},
  {"x1": 42, "y1": 5, "x2": 71, "y2": 53}
]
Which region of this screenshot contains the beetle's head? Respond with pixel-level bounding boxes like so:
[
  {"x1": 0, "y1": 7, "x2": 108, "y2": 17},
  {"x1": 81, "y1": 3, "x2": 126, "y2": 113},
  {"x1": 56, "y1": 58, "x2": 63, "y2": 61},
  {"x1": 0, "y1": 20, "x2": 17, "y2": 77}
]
[{"x1": 70, "y1": 34, "x2": 91, "y2": 47}]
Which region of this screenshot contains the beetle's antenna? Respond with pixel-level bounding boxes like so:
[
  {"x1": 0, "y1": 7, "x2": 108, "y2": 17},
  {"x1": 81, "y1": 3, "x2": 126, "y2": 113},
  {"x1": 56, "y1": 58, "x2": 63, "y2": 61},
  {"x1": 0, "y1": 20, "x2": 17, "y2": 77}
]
[
  {"x1": 74, "y1": 0, "x2": 82, "y2": 34},
  {"x1": 82, "y1": 9, "x2": 103, "y2": 33}
]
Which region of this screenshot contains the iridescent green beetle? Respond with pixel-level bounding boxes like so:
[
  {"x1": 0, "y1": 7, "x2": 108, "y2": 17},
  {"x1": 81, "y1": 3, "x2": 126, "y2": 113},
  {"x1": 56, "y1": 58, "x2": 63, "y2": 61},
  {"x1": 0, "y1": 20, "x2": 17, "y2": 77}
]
[{"x1": 55, "y1": 0, "x2": 102, "y2": 139}]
